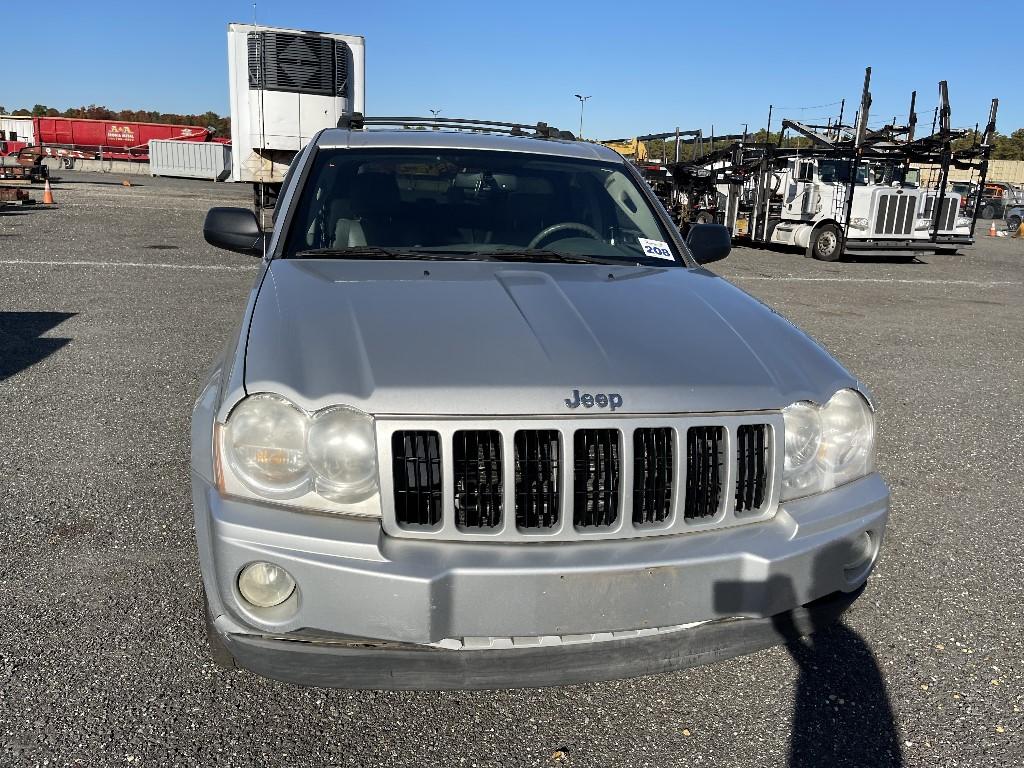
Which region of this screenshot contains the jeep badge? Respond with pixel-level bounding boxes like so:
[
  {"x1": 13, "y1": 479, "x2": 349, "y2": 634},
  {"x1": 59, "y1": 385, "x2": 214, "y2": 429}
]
[{"x1": 564, "y1": 389, "x2": 622, "y2": 411}]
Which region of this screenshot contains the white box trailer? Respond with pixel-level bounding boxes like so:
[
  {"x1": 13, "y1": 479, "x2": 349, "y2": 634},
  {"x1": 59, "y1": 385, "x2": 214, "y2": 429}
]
[
  {"x1": 227, "y1": 23, "x2": 365, "y2": 212},
  {"x1": 0, "y1": 116, "x2": 34, "y2": 145},
  {"x1": 149, "y1": 139, "x2": 233, "y2": 181}
]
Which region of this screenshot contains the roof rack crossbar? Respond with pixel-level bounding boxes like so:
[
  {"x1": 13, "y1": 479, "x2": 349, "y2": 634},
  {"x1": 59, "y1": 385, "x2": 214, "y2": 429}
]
[{"x1": 336, "y1": 113, "x2": 576, "y2": 140}]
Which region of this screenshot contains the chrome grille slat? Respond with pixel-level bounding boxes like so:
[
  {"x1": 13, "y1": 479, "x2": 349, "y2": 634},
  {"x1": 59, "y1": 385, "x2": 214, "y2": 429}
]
[
  {"x1": 392, "y1": 430, "x2": 444, "y2": 527},
  {"x1": 378, "y1": 415, "x2": 780, "y2": 542},
  {"x1": 453, "y1": 430, "x2": 503, "y2": 529},
  {"x1": 572, "y1": 429, "x2": 621, "y2": 528},
  {"x1": 633, "y1": 427, "x2": 673, "y2": 526},
  {"x1": 735, "y1": 424, "x2": 769, "y2": 513},
  {"x1": 514, "y1": 430, "x2": 561, "y2": 530},
  {"x1": 685, "y1": 426, "x2": 724, "y2": 520}
]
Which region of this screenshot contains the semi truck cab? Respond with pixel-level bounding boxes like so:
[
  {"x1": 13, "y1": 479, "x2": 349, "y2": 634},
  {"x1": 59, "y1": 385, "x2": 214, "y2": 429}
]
[{"x1": 764, "y1": 156, "x2": 971, "y2": 259}]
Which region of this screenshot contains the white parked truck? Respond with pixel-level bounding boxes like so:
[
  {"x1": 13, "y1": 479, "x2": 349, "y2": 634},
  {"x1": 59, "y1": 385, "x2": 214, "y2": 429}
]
[
  {"x1": 671, "y1": 71, "x2": 998, "y2": 260},
  {"x1": 753, "y1": 155, "x2": 971, "y2": 259},
  {"x1": 227, "y1": 23, "x2": 365, "y2": 216}
]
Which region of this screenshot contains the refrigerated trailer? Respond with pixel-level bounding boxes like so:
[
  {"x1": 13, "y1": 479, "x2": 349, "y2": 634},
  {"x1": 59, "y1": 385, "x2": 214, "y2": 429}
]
[{"x1": 228, "y1": 23, "x2": 365, "y2": 217}]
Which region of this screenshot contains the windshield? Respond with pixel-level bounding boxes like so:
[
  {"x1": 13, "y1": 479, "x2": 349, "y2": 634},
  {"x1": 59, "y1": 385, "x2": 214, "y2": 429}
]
[
  {"x1": 818, "y1": 159, "x2": 870, "y2": 185},
  {"x1": 282, "y1": 148, "x2": 682, "y2": 265}
]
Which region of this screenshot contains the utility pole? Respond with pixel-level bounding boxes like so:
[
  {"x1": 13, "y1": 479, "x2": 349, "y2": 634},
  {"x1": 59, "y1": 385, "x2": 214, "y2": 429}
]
[{"x1": 574, "y1": 94, "x2": 591, "y2": 139}]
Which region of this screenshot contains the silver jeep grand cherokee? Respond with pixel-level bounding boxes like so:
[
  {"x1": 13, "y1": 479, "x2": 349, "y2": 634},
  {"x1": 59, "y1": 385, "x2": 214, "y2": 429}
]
[{"x1": 194, "y1": 118, "x2": 889, "y2": 690}]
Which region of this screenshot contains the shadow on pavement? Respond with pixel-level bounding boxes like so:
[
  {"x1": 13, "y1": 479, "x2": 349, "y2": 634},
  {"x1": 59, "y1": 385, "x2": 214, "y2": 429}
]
[
  {"x1": 0, "y1": 312, "x2": 75, "y2": 380},
  {"x1": 715, "y1": 542, "x2": 903, "y2": 768}
]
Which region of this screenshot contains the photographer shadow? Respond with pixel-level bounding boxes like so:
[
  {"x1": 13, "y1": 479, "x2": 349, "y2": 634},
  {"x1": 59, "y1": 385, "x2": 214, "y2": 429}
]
[{"x1": 714, "y1": 542, "x2": 903, "y2": 767}]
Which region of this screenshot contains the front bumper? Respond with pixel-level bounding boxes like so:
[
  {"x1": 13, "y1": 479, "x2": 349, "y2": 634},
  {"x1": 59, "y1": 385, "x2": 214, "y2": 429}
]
[
  {"x1": 219, "y1": 586, "x2": 864, "y2": 690},
  {"x1": 933, "y1": 234, "x2": 974, "y2": 247},
  {"x1": 194, "y1": 470, "x2": 889, "y2": 688},
  {"x1": 844, "y1": 236, "x2": 972, "y2": 256}
]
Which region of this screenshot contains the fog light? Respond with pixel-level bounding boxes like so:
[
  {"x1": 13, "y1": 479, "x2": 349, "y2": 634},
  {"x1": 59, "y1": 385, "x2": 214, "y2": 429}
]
[
  {"x1": 238, "y1": 562, "x2": 296, "y2": 608},
  {"x1": 844, "y1": 531, "x2": 876, "y2": 575}
]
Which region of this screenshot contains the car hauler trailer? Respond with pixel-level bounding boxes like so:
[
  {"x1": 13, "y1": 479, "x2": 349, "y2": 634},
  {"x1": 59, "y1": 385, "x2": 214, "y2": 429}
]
[
  {"x1": 13, "y1": 117, "x2": 216, "y2": 166},
  {"x1": 669, "y1": 69, "x2": 999, "y2": 260},
  {"x1": 603, "y1": 129, "x2": 744, "y2": 226},
  {"x1": 228, "y1": 23, "x2": 365, "y2": 222}
]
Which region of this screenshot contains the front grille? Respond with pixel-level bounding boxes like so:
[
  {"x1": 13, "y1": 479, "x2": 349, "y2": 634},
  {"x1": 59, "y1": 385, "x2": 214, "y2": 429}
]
[
  {"x1": 514, "y1": 431, "x2": 561, "y2": 529},
  {"x1": 923, "y1": 196, "x2": 958, "y2": 230},
  {"x1": 453, "y1": 430, "x2": 502, "y2": 529},
  {"x1": 873, "y1": 193, "x2": 916, "y2": 235},
  {"x1": 573, "y1": 430, "x2": 620, "y2": 528},
  {"x1": 392, "y1": 431, "x2": 443, "y2": 526},
  {"x1": 685, "y1": 426, "x2": 724, "y2": 519},
  {"x1": 381, "y1": 416, "x2": 778, "y2": 542},
  {"x1": 735, "y1": 424, "x2": 768, "y2": 512},
  {"x1": 633, "y1": 428, "x2": 673, "y2": 525}
]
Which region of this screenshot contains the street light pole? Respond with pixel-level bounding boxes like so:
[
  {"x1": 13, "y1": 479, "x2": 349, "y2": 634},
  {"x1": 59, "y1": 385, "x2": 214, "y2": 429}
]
[
  {"x1": 429, "y1": 109, "x2": 441, "y2": 130},
  {"x1": 574, "y1": 94, "x2": 591, "y2": 139}
]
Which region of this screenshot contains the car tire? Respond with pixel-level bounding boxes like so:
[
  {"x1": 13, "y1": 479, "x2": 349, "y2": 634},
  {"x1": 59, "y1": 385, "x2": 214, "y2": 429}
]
[
  {"x1": 204, "y1": 592, "x2": 238, "y2": 670},
  {"x1": 808, "y1": 223, "x2": 843, "y2": 261},
  {"x1": 982, "y1": 204, "x2": 996, "y2": 219},
  {"x1": 1007, "y1": 214, "x2": 1022, "y2": 233}
]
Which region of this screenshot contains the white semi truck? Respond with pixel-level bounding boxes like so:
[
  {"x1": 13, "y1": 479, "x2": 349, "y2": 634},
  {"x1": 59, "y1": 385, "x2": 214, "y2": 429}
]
[
  {"x1": 670, "y1": 70, "x2": 998, "y2": 260},
  {"x1": 751, "y1": 154, "x2": 971, "y2": 259},
  {"x1": 227, "y1": 23, "x2": 365, "y2": 217}
]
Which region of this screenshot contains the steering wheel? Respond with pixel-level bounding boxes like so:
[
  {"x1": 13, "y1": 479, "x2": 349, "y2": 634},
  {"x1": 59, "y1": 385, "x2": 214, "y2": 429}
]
[{"x1": 527, "y1": 222, "x2": 601, "y2": 249}]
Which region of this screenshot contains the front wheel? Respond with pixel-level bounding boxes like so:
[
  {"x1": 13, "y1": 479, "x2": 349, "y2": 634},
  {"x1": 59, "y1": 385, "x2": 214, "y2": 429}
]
[
  {"x1": 808, "y1": 224, "x2": 843, "y2": 261},
  {"x1": 981, "y1": 204, "x2": 996, "y2": 219},
  {"x1": 1007, "y1": 214, "x2": 1021, "y2": 233}
]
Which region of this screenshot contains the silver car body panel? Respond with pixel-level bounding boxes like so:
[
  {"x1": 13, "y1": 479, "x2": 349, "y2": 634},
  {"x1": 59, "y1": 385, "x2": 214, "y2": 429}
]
[
  {"x1": 193, "y1": 128, "x2": 889, "y2": 687},
  {"x1": 236, "y1": 259, "x2": 858, "y2": 420},
  {"x1": 194, "y1": 374, "x2": 887, "y2": 643}
]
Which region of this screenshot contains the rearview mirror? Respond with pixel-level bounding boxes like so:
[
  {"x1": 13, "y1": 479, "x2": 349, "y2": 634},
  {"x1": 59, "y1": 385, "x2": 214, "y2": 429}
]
[
  {"x1": 204, "y1": 207, "x2": 265, "y2": 256},
  {"x1": 686, "y1": 223, "x2": 731, "y2": 264}
]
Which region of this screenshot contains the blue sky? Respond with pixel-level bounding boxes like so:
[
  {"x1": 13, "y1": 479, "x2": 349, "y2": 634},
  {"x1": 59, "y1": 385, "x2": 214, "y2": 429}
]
[{"x1": 5, "y1": 1, "x2": 1012, "y2": 139}]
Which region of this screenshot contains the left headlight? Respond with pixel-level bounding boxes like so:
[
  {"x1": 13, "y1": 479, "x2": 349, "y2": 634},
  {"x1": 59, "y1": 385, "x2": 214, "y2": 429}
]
[
  {"x1": 781, "y1": 389, "x2": 876, "y2": 501},
  {"x1": 216, "y1": 394, "x2": 380, "y2": 517}
]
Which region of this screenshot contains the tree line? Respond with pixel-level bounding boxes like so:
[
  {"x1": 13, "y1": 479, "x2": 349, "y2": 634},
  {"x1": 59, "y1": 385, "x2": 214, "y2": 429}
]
[
  {"x1": 3, "y1": 103, "x2": 1023, "y2": 160},
  {"x1": 0, "y1": 104, "x2": 230, "y2": 138},
  {"x1": 639, "y1": 127, "x2": 1024, "y2": 162}
]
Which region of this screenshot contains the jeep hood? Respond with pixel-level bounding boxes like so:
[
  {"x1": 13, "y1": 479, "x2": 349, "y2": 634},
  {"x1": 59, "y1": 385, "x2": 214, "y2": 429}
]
[{"x1": 242, "y1": 259, "x2": 857, "y2": 416}]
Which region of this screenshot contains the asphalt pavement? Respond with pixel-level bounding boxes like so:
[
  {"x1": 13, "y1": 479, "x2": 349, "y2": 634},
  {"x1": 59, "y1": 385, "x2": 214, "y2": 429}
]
[{"x1": 0, "y1": 171, "x2": 1021, "y2": 767}]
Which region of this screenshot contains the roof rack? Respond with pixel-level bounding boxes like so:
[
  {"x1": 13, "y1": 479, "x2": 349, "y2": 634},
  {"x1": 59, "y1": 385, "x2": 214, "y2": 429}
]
[{"x1": 336, "y1": 113, "x2": 576, "y2": 141}]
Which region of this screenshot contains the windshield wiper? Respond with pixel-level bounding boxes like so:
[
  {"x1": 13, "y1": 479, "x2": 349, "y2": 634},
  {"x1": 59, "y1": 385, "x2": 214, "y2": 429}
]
[
  {"x1": 294, "y1": 246, "x2": 479, "y2": 260},
  {"x1": 294, "y1": 246, "x2": 656, "y2": 266},
  {"x1": 482, "y1": 249, "x2": 626, "y2": 265}
]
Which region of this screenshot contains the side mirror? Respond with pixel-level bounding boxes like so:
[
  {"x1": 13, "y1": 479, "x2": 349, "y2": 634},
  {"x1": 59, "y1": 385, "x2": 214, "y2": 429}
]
[
  {"x1": 686, "y1": 223, "x2": 731, "y2": 264},
  {"x1": 204, "y1": 207, "x2": 265, "y2": 256}
]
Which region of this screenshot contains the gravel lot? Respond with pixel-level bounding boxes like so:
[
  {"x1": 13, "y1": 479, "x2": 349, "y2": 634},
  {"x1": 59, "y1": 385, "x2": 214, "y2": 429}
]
[{"x1": 1, "y1": 171, "x2": 1021, "y2": 767}]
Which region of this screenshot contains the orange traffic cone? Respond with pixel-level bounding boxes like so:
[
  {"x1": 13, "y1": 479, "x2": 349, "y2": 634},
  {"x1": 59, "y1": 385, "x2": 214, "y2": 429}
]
[
  {"x1": 42, "y1": 178, "x2": 54, "y2": 205},
  {"x1": 988, "y1": 220, "x2": 997, "y2": 237}
]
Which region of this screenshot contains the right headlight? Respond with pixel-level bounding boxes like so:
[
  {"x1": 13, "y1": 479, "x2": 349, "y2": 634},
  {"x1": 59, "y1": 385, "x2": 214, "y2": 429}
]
[
  {"x1": 781, "y1": 389, "x2": 876, "y2": 501},
  {"x1": 216, "y1": 393, "x2": 381, "y2": 517}
]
